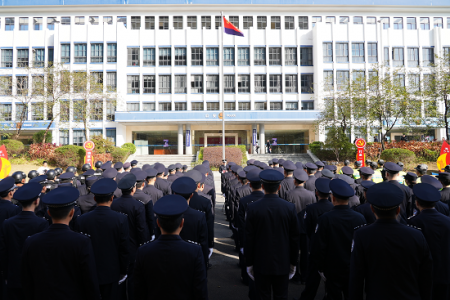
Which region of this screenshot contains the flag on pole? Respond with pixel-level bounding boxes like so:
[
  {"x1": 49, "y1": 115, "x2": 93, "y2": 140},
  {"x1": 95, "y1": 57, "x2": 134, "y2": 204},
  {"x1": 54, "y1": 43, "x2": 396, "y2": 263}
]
[
  {"x1": 437, "y1": 141, "x2": 450, "y2": 172},
  {"x1": 223, "y1": 16, "x2": 244, "y2": 37},
  {"x1": 0, "y1": 145, "x2": 11, "y2": 179}
]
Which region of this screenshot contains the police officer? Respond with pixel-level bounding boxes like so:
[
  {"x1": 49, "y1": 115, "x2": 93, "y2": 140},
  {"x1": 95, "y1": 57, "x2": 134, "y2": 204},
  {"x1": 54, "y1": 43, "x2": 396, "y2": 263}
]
[
  {"x1": 353, "y1": 181, "x2": 377, "y2": 224},
  {"x1": 122, "y1": 162, "x2": 131, "y2": 172},
  {"x1": 21, "y1": 187, "x2": 101, "y2": 300},
  {"x1": 143, "y1": 168, "x2": 163, "y2": 205},
  {"x1": 114, "y1": 162, "x2": 123, "y2": 173},
  {"x1": 414, "y1": 164, "x2": 428, "y2": 183},
  {"x1": 354, "y1": 167, "x2": 374, "y2": 203},
  {"x1": 74, "y1": 178, "x2": 129, "y2": 300},
  {"x1": 94, "y1": 161, "x2": 103, "y2": 175},
  {"x1": 304, "y1": 163, "x2": 318, "y2": 192},
  {"x1": 310, "y1": 179, "x2": 366, "y2": 299},
  {"x1": 321, "y1": 169, "x2": 335, "y2": 180},
  {"x1": 385, "y1": 162, "x2": 413, "y2": 219},
  {"x1": 0, "y1": 177, "x2": 21, "y2": 222},
  {"x1": 0, "y1": 183, "x2": 48, "y2": 300},
  {"x1": 397, "y1": 162, "x2": 407, "y2": 184},
  {"x1": 130, "y1": 160, "x2": 138, "y2": 168},
  {"x1": 134, "y1": 195, "x2": 207, "y2": 299},
  {"x1": 279, "y1": 161, "x2": 297, "y2": 200},
  {"x1": 166, "y1": 165, "x2": 177, "y2": 183},
  {"x1": 314, "y1": 161, "x2": 324, "y2": 178},
  {"x1": 272, "y1": 158, "x2": 279, "y2": 168},
  {"x1": 349, "y1": 182, "x2": 433, "y2": 300},
  {"x1": 77, "y1": 176, "x2": 98, "y2": 214},
  {"x1": 154, "y1": 165, "x2": 171, "y2": 196},
  {"x1": 11, "y1": 172, "x2": 24, "y2": 187},
  {"x1": 371, "y1": 162, "x2": 383, "y2": 183},
  {"x1": 353, "y1": 161, "x2": 362, "y2": 180},
  {"x1": 245, "y1": 169, "x2": 299, "y2": 300},
  {"x1": 174, "y1": 163, "x2": 183, "y2": 177},
  {"x1": 420, "y1": 175, "x2": 450, "y2": 216},
  {"x1": 338, "y1": 160, "x2": 351, "y2": 174},
  {"x1": 133, "y1": 171, "x2": 155, "y2": 239},
  {"x1": 437, "y1": 172, "x2": 450, "y2": 204},
  {"x1": 27, "y1": 170, "x2": 38, "y2": 182},
  {"x1": 404, "y1": 172, "x2": 418, "y2": 189},
  {"x1": 323, "y1": 164, "x2": 337, "y2": 174},
  {"x1": 219, "y1": 160, "x2": 227, "y2": 173}
]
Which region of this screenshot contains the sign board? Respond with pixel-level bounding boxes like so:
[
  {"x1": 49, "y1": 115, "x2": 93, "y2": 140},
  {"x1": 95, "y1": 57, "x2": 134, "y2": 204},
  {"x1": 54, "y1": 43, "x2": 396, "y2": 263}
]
[
  {"x1": 83, "y1": 141, "x2": 95, "y2": 165},
  {"x1": 354, "y1": 138, "x2": 366, "y2": 167},
  {"x1": 186, "y1": 130, "x2": 191, "y2": 147},
  {"x1": 252, "y1": 129, "x2": 257, "y2": 146}
]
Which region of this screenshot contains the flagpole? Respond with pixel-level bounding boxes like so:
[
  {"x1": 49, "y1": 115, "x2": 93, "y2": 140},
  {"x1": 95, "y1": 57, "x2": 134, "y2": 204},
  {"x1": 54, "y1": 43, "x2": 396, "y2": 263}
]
[{"x1": 221, "y1": 11, "x2": 225, "y2": 161}]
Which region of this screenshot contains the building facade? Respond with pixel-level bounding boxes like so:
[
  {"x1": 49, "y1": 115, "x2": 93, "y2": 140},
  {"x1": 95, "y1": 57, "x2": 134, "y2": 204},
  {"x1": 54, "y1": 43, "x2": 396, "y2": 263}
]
[{"x1": 0, "y1": 1, "x2": 449, "y2": 154}]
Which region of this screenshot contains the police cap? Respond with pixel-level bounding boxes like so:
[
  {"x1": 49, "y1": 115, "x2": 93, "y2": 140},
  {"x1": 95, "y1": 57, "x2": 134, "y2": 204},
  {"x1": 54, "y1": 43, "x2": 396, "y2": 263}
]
[
  {"x1": 114, "y1": 162, "x2": 123, "y2": 170},
  {"x1": 359, "y1": 167, "x2": 374, "y2": 175},
  {"x1": 305, "y1": 163, "x2": 318, "y2": 170},
  {"x1": 341, "y1": 166, "x2": 354, "y2": 175},
  {"x1": 421, "y1": 175, "x2": 443, "y2": 190},
  {"x1": 0, "y1": 177, "x2": 15, "y2": 193},
  {"x1": 414, "y1": 183, "x2": 441, "y2": 203},
  {"x1": 42, "y1": 186, "x2": 79, "y2": 207},
  {"x1": 29, "y1": 175, "x2": 47, "y2": 184},
  {"x1": 272, "y1": 158, "x2": 279, "y2": 164},
  {"x1": 436, "y1": 172, "x2": 450, "y2": 181},
  {"x1": 85, "y1": 176, "x2": 98, "y2": 187},
  {"x1": 329, "y1": 179, "x2": 354, "y2": 199},
  {"x1": 384, "y1": 162, "x2": 402, "y2": 173},
  {"x1": 131, "y1": 160, "x2": 138, "y2": 167},
  {"x1": 59, "y1": 172, "x2": 75, "y2": 180},
  {"x1": 246, "y1": 169, "x2": 262, "y2": 183},
  {"x1": 259, "y1": 169, "x2": 284, "y2": 183},
  {"x1": 154, "y1": 195, "x2": 188, "y2": 217},
  {"x1": 103, "y1": 168, "x2": 118, "y2": 179},
  {"x1": 168, "y1": 164, "x2": 176, "y2": 171},
  {"x1": 90, "y1": 178, "x2": 117, "y2": 195},
  {"x1": 13, "y1": 182, "x2": 42, "y2": 202},
  {"x1": 361, "y1": 180, "x2": 376, "y2": 190},
  {"x1": 82, "y1": 169, "x2": 95, "y2": 176},
  {"x1": 118, "y1": 173, "x2": 137, "y2": 190},
  {"x1": 130, "y1": 167, "x2": 142, "y2": 174},
  {"x1": 321, "y1": 169, "x2": 334, "y2": 179},
  {"x1": 145, "y1": 168, "x2": 158, "y2": 178},
  {"x1": 101, "y1": 161, "x2": 112, "y2": 170},
  {"x1": 283, "y1": 161, "x2": 297, "y2": 171},
  {"x1": 293, "y1": 169, "x2": 308, "y2": 182},
  {"x1": 404, "y1": 172, "x2": 418, "y2": 181},
  {"x1": 366, "y1": 181, "x2": 403, "y2": 208},
  {"x1": 171, "y1": 177, "x2": 197, "y2": 195},
  {"x1": 315, "y1": 161, "x2": 325, "y2": 167},
  {"x1": 274, "y1": 167, "x2": 284, "y2": 174},
  {"x1": 324, "y1": 165, "x2": 337, "y2": 171},
  {"x1": 315, "y1": 177, "x2": 331, "y2": 194},
  {"x1": 184, "y1": 170, "x2": 202, "y2": 184},
  {"x1": 238, "y1": 171, "x2": 247, "y2": 179},
  {"x1": 135, "y1": 171, "x2": 148, "y2": 182},
  {"x1": 123, "y1": 162, "x2": 131, "y2": 169}
]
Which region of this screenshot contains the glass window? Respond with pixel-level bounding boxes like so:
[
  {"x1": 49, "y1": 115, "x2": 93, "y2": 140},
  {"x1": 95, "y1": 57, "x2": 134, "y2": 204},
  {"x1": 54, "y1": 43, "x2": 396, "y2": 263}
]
[
  {"x1": 354, "y1": 16, "x2": 363, "y2": 24},
  {"x1": 301, "y1": 101, "x2": 314, "y2": 110},
  {"x1": 127, "y1": 48, "x2": 139, "y2": 66},
  {"x1": 74, "y1": 44, "x2": 87, "y2": 63},
  {"x1": 286, "y1": 102, "x2": 298, "y2": 110},
  {"x1": 269, "y1": 47, "x2": 281, "y2": 65},
  {"x1": 381, "y1": 17, "x2": 389, "y2": 29},
  {"x1": 336, "y1": 71, "x2": 349, "y2": 91},
  {"x1": 285, "y1": 75, "x2": 298, "y2": 93},
  {"x1": 407, "y1": 17, "x2": 416, "y2": 30},
  {"x1": 175, "y1": 75, "x2": 187, "y2": 93},
  {"x1": 90, "y1": 129, "x2": 102, "y2": 138},
  {"x1": 367, "y1": 17, "x2": 376, "y2": 24},
  {"x1": 215, "y1": 16, "x2": 221, "y2": 29},
  {"x1": 323, "y1": 43, "x2": 333, "y2": 62},
  {"x1": 393, "y1": 17, "x2": 403, "y2": 30},
  {"x1": 238, "y1": 75, "x2": 250, "y2": 93},
  {"x1": 61, "y1": 44, "x2": 70, "y2": 63},
  {"x1": 159, "y1": 16, "x2": 169, "y2": 30},
  {"x1": 191, "y1": 102, "x2": 202, "y2": 111},
  {"x1": 5, "y1": 17, "x2": 14, "y2": 31},
  {"x1": 270, "y1": 102, "x2": 282, "y2": 110},
  {"x1": 75, "y1": 16, "x2": 85, "y2": 25},
  {"x1": 206, "y1": 75, "x2": 219, "y2": 93},
  {"x1": 47, "y1": 17, "x2": 56, "y2": 30},
  {"x1": 336, "y1": 43, "x2": 349, "y2": 63},
  {"x1": 106, "y1": 129, "x2": 116, "y2": 145},
  {"x1": 300, "y1": 47, "x2": 313, "y2": 66},
  {"x1": 255, "y1": 102, "x2": 267, "y2": 110},
  {"x1": 420, "y1": 17, "x2": 430, "y2": 30},
  {"x1": 32, "y1": 76, "x2": 44, "y2": 95},
  {"x1": 285, "y1": 48, "x2": 297, "y2": 65},
  {"x1": 73, "y1": 131, "x2": 86, "y2": 146},
  {"x1": 175, "y1": 48, "x2": 186, "y2": 66},
  {"x1": 301, "y1": 74, "x2": 313, "y2": 93},
  {"x1": 175, "y1": 102, "x2": 187, "y2": 111},
  {"x1": 89, "y1": 16, "x2": 99, "y2": 25},
  {"x1": 145, "y1": 16, "x2": 155, "y2": 29},
  {"x1": 368, "y1": 43, "x2": 377, "y2": 63},
  {"x1": 395, "y1": 74, "x2": 405, "y2": 87},
  {"x1": 434, "y1": 17, "x2": 443, "y2": 28},
  {"x1": 106, "y1": 72, "x2": 117, "y2": 91},
  {"x1": 255, "y1": 75, "x2": 266, "y2": 93},
  {"x1": 0, "y1": 104, "x2": 12, "y2": 121},
  {"x1": 48, "y1": 48, "x2": 54, "y2": 65},
  {"x1": 224, "y1": 75, "x2": 235, "y2": 93},
  {"x1": 90, "y1": 101, "x2": 103, "y2": 121},
  {"x1": 107, "y1": 43, "x2": 117, "y2": 62},
  {"x1": 143, "y1": 75, "x2": 155, "y2": 94},
  {"x1": 1, "y1": 49, "x2": 13, "y2": 68},
  {"x1": 340, "y1": 16, "x2": 349, "y2": 24},
  {"x1": 224, "y1": 48, "x2": 235, "y2": 66},
  {"x1": 61, "y1": 17, "x2": 70, "y2": 25},
  {"x1": 191, "y1": 48, "x2": 203, "y2": 66},
  {"x1": 159, "y1": 48, "x2": 171, "y2": 66},
  {"x1": 31, "y1": 103, "x2": 43, "y2": 120},
  {"x1": 269, "y1": 74, "x2": 281, "y2": 93},
  {"x1": 127, "y1": 103, "x2": 139, "y2": 111},
  {"x1": 423, "y1": 48, "x2": 434, "y2": 67},
  {"x1": 59, "y1": 130, "x2": 69, "y2": 145},
  {"x1": 285, "y1": 16, "x2": 294, "y2": 29},
  {"x1": 159, "y1": 103, "x2": 172, "y2": 111},
  {"x1": 384, "y1": 47, "x2": 389, "y2": 66},
  {"x1": 127, "y1": 76, "x2": 140, "y2": 94},
  {"x1": 117, "y1": 16, "x2": 127, "y2": 28},
  {"x1": 257, "y1": 16, "x2": 267, "y2": 29},
  {"x1": 352, "y1": 43, "x2": 365, "y2": 63},
  {"x1": 106, "y1": 101, "x2": 115, "y2": 121},
  {"x1": 326, "y1": 16, "x2": 336, "y2": 24},
  {"x1": 131, "y1": 16, "x2": 141, "y2": 30},
  {"x1": 312, "y1": 16, "x2": 322, "y2": 27},
  {"x1": 229, "y1": 16, "x2": 239, "y2": 28},
  {"x1": 224, "y1": 102, "x2": 235, "y2": 110},
  {"x1": 409, "y1": 74, "x2": 420, "y2": 91},
  {"x1": 15, "y1": 103, "x2": 28, "y2": 121},
  {"x1": 298, "y1": 16, "x2": 308, "y2": 29},
  {"x1": 392, "y1": 48, "x2": 404, "y2": 67},
  {"x1": 324, "y1": 71, "x2": 333, "y2": 91},
  {"x1": 17, "y1": 49, "x2": 29, "y2": 67},
  {"x1": 103, "y1": 16, "x2": 113, "y2": 24},
  {"x1": 407, "y1": 48, "x2": 419, "y2": 67},
  {"x1": 33, "y1": 17, "x2": 43, "y2": 30},
  {"x1": 187, "y1": 16, "x2": 197, "y2": 29},
  {"x1": 19, "y1": 17, "x2": 28, "y2": 31},
  {"x1": 206, "y1": 48, "x2": 219, "y2": 66},
  {"x1": 33, "y1": 49, "x2": 45, "y2": 67},
  {"x1": 201, "y1": 16, "x2": 211, "y2": 29},
  {"x1": 159, "y1": 75, "x2": 171, "y2": 93},
  {"x1": 238, "y1": 48, "x2": 250, "y2": 66},
  {"x1": 143, "y1": 48, "x2": 155, "y2": 66},
  {"x1": 243, "y1": 16, "x2": 253, "y2": 29},
  {"x1": 191, "y1": 75, "x2": 203, "y2": 93},
  {"x1": 143, "y1": 103, "x2": 155, "y2": 111},
  {"x1": 207, "y1": 102, "x2": 219, "y2": 110},
  {"x1": 0, "y1": 77, "x2": 12, "y2": 95},
  {"x1": 239, "y1": 102, "x2": 250, "y2": 111},
  {"x1": 91, "y1": 43, "x2": 103, "y2": 63}
]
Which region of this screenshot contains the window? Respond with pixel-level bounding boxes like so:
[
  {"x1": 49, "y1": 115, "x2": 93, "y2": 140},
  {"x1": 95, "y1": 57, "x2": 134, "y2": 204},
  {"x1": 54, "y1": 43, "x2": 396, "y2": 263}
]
[
  {"x1": 255, "y1": 75, "x2": 266, "y2": 93},
  {"x1": 384, "y1": 47, "x2": 389, "y2": 66},
  {"x1": 127, "y1": 103, "x2": 139, "y2": 111},
  {"x1": 159, "y1": 75, "x2": 171, "y2": 93},
  {"x1": 270, "y1": 17, "x2": 281, "y2": 30},
  {"x1": 143, "y1": 75, "x2": 155, "y2": 94},
  {"x1": 223, "y1": 48, "x2": 235, "y2": 66},
  {"x1": 159, "y1": 103, "x2": 171, "y2": 111},
  {"x1": 392, "y1": 48, "x2": 404, "y2": 67},
  {"x1": 352, "y1": 43, "x2": 365, "y2": 63},
  {"x1": 367, "y1": 17, "x2": 376, "y2": 24},
  {"x1": 89, "y1": 16, "x2": 99, "y2": 25},
  {"x1": 338, "y1": 16, "x2": 349, "y2": 24},
  {"x1": 444, "y1": 47, "x2": 450, "y2": 61},
  {"x1": 17, "y1": 49, "x2": 29, "y2": 67},
  {"x1": 407, "y1": 17, "x2": 416, "y2": 30},
  {"x1": 74, "y1": 44, "x2": 87, "y2": 63},
  {"x1": 269, "y1": 74, "x2": 281, "y2": 93},
  {"x1": 90, "y1": 130, "x2": 102, "y2": 137},
  {"x1": 368, "y1": 43, "x2": 377, "y2": 63},
  {"x1": 326, "y1": 16, "x2": 336, "y2": 24},
  {"x1": 206, "y1": 48, "x2": 219, "y2": 66},
  {"x1": 354, "y1": 16, "x2": 363, "y2": 24},
  {"x1": 0, "y1": 104, "x2": 12, "y2": 121},
  {"x1": 15, "y1": 104, "x2": 28, "y2": 121},
  {"x1": 59, "y1": 130, "x2": 69, "y2": 145},
  {"x1": 73, "y1": 131, "x2": 86, "y2": 146},
  {"x1": 103, "y1": 16, "x2": 113, "y2": 24},
  {"x1": 106, "y1": 72, "x2": 117, "y2": 91},
  {"x1": 224, "y1": 75, "x2": 235, "y2": 93},
  {"x1": 423, "y1": 48, "x2": 434, "y2": 67},
  {"x1": 145, "y1": 16, "x2": 155, "y2": 29},
  {"x1": 5, "y1": 17, "x2": 14, "y2": 31},
  {"x1": 131, "y1": 16, "x2": 141, "y2": 30},
  {"x1": 19, "y1": 17, "x2": 28, "y2": 31},
  {"x1": 207, "y1": 102, "x2": 219, "y2": 110},
  {"x1": 285, "y1": 48, "x2": 297, "y2": 65},
  {"x1": 352, "y1": 71, "x2": 365, "y2": 86},
  {"x1": 206, "y1": 75, "x2": 219, "y2": 93},
  {"x1": 285, "y1": 75, "x2": 298, "y2": 93},
  {"x1": 301, "y1": 101, "x2": 314, "y2": 110},
  {"x1": 420, "y1": 17, "x2": 430, "y2": 30},
  {"x1": 159, "y1": 16, "x2": 169, "y2": 30},
  {"x1": 229, "y1": 16, "x2": 239, "y2": 28},
  {"x1": 191, "y1": 48, "x2": 203, "y2": 66},
  {"x1": 323, "y1": 43, "x2": 333, "y2": 63},
  {"x1": 300, "y1": 47, "x2": 313, "y2": 66},
  {"x1": 175, "y1": 48, "x2": 186, "y2": 66},
  {"x1": 75, "y1": 16, "x2": 85, "y2": 25},
  {"x1": 61, "y1": 44, "x2": 70, "y2": 63},
  {"x1": 91, "y1": 44, "x2": 103, "y2": 63},
  {"x1": 202, "y1": 16, "x2": 211, "y2": 29},
  {"x1": 215, "y1": 16, "x2": 221, "y2": 29},
  {"x1": 106, "y1": 101, "x2": 115, "y2": 121},
  {"x1": 393, "y1": 17, "x2": 403, "y2": 30},
  {"x1": 299, "y1": 16, "x2": 308, "y2": 29},
  {"x1": 191, "y1": 75, "x2": 203, "y2": 93},
  {"x1": 336, "y1": 71, "x2": 349, "y2": 91},
  {"x1": 255, "y1": 102, "x2": 267, "y2": 110},
  {"x1": 224, "y1": 102, "x2": 235, "y2": 110},
  {"x1": 434, "y1": 17, "x2": 443, "y2": 28},
  {"x1": 285, "y1": 16, "x2": 294, "y2": 29},
  {"x1": 238, "y1": 48, "x2": 250, "y2": 66},
  {"x1": 47, "y1": 17, "x2": 56, "y2": 30},
  {"x1": 33, "y1": 49, "x2": 45, "y2": 67},
  {"x1": 48, "y1": 48, "x2": 54, "y2": 65},
  {"x1": 1, "y1": 49, "x2": 13, "y2": 68},
  {"x1": 107, "y1": 44, "x2": 117, "y2": 62},
  {"x1": 269, "y1": 47, "x2": 281, "y2": 65},
  {"x1": 91, "y1": 72, "x2": 103, "y2": 93},
  {"x1": 0, "y1": 77, "x2": 12, "y2": 95},
  {"x1": 254, "y1": 47, "x2": 266, "y2": 65},
  {"x1": 379, "y1": 17, "x2": 389, "y2": 29},
  {"x1": 257, "y1": 16, "x2": 267, "y2": 29},
  {"x1": 143, "y1": 103, "x2": 155, "y2": 111},
  {"x1": 127, "y1": 48, "x2": 139, "y2": 66},
  {"x1": 336, "y1": 43, "x2": 349, "y2": 63},
  {"x1": 324, "y1": 71, "x2": 333, "y2": 91},
  {"x1": 127, "y1": 76, "x2": 140, "y2": 94},
  {"x1": 407, "y1": 48, "x2": 419, "y2": 67},
  {"x1": 409, "y1": 74, "x2": 420, "y2": 91},
  {"x1": 175, "y1": 75, "x2": 187, "y2": 93},
  {"x1": 238, "y1": 75, "x2": 250, "y2": 93},
  {"x1": 301, "y1": 74, "x2": 313, "y2": 93},
  {"x1": 270, "y1": 102, "x2": 282, "y2": 110},
  {"x1": 159, "y1": 48, "x2": 171, "y2": 66},
  {"x1": 90, "y1": 101, "x2": 103, "y2": 121},
  {"x1": 312, "y1": 16, "x2": 322, "y2": 26},
  {"x1": 286, "y1": 102, "x2": 298, "y2": 110},
  {"x1": 116, "y1": 16, "x2": 127, "y2": 26},
  {"x1": 59, "y1": 101, "x2": 70, "y2": 122},
  {"x1": 175, "y1": 102, "x2": 187, "y2": 111},
  {"x1": 143, "y1": 48, "x2": 155, "y2": 66},
  {"x1": 61, "y1": 17, "x2": 70, "y2": 25},
  {"x1": 33, "y1": 17, "x2": 43, "y2": 30},
  {"x1": 239, "y1": 102, "x2": 250, "y2": 111},
  {"x1": 243, "y1": 16, "x2": 253, "y2": 29},
  {"x1": 395, "y1": 74, "x2": 405, "y2": 87},
  {"x1": 187, "y1": 16, "x2": 197, "y2": 29},
  {"x1": 106, "y1": 129, "x2": 116, "y2": 145},
  {"x1": 191, "y1": 102, "x2": 202, "y2": 111}
]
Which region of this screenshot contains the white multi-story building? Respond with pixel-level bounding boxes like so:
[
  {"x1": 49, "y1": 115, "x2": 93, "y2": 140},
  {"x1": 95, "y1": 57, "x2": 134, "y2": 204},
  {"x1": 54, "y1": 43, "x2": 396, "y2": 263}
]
[{"x1": 0, "y1": 1, "x2": 449, "y2": 155}]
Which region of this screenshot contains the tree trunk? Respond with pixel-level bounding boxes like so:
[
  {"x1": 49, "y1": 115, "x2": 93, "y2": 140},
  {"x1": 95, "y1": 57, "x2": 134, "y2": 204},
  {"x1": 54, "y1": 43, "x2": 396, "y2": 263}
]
[
  {"x1": 445, "y1": 95, "x2": 449, "y2": 141},
  {"x1": 41, "y1": 121, "x2": 54, "y2": 145}
]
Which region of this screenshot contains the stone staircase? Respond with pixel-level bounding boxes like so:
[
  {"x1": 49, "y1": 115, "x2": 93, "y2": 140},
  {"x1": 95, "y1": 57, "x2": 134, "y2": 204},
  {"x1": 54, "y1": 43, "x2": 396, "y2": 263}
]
[
  {"x1": 247, "y1": 153, "x2": 315, "y2": 164},
  {"x1": 128, "y1": 155, "x2": 197, "y2": 168}
]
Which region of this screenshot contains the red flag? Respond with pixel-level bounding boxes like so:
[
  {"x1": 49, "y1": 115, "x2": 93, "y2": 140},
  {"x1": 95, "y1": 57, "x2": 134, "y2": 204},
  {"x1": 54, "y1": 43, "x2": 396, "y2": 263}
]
[
  {"x1": 0, "y1": 145, "x2": 8, "y2": 160},
  {"x1": 441, "y1": 141, "x2": 450, "y2": 155}
]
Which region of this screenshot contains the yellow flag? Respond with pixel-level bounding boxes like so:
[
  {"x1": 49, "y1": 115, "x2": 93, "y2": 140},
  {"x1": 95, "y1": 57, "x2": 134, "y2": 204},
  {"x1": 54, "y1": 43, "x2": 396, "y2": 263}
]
[
  {"x1": 437, "y1": 153, "x2": 447, "y2": 172},
  {"x1": 0, "y1": 157, "x2": 11, "y2": 179}
]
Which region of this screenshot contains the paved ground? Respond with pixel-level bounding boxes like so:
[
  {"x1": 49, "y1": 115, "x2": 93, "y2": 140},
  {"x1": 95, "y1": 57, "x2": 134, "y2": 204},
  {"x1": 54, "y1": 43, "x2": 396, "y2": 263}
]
[{"x1": 208, "y1": 172, "x2": 326, "y2": 300}]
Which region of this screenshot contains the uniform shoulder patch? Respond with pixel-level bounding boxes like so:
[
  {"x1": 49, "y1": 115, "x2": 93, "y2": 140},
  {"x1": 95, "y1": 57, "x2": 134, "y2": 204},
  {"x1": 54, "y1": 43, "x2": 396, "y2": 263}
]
[
  {"x1": 79, "y1": 232, "x2": 91, "y2": 238},
  {"x1": 407, "y1": 215, "x2": 416, "y2": 220},
  {"x1": 407, "y1": 224, "x2": 422, "y2": 231},
  {"x1": 186, "y1": 240, "x2": 199, "y2": 245},
  {"x1": 354, "y1": 224, "x2": 367, "y2": 230}
]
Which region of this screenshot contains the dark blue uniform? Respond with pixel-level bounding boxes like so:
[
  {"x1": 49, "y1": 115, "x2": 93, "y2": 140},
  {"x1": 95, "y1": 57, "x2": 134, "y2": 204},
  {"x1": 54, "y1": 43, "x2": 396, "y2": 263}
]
[
  {"x1": 350, "y1": 219, "x2": 433, "y2": 300},
  {"x1": 77, "y1": 193, "x2": 96, "y2": 214},
  {"x1": 435, "y1": 201, "x2": 450, "y2": 216},
  {"x1": 0, "y1": 199, "x2": 21, "y2": 226},
  {"x1": 190, "y1": 192, "x2": 214, "y2": 248},
  {"x1": 408, "y1": 209, "x2": 450, "y2": 299},
  {"x1": 143, "y1": 185, "x2": 163, "y2": 205},
  {"x1": 155, "y1": 178, "x2": 171, "y2": 196},
  {"x1": 133, "y1": 235, "x2": 208, "y2": 300},
  {"x1": 303, "y1": 175, "x2": 316, "y2": 192},
  {"x1": 353, "y1": 203, "x2": 376, "y2": 224},
  {"x1": 279, "y1": 177, "x2": 295, "y2": 200},
  {"x1": 133, "y1": 189, "x2": 155, "y2": 236},
  {"x1": 74, "y1": 206, "x2": 130, "y2": 300},
  {"x1": 21, "y1": 224, "x2": 101, "y2": 300}
]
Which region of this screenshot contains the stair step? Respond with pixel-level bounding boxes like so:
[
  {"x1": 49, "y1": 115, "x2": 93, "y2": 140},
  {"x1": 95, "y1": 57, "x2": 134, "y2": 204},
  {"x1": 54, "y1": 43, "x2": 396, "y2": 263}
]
[{"x1": 130, "y1": 155, "x2": 197, "y2": 168}]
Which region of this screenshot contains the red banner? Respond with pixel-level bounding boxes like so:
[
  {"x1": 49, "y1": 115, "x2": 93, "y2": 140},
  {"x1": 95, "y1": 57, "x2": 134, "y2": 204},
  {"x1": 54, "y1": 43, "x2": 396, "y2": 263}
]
[
  {"x1": 355, "y1": 138, "x2": 366, "y2": 167},
  {"x1": 0, "y1": 145, "x2": 8, "y2": 160},
  {"x1": 83, "y1": 141, "x2": 95, "y2": 166}
]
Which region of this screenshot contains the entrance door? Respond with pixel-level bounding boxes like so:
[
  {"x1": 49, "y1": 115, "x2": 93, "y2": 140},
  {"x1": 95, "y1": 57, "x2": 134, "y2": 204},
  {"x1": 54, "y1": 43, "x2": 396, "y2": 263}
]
[{"x1": 200, "y1": 136, "x2": 237, "y2": 146}]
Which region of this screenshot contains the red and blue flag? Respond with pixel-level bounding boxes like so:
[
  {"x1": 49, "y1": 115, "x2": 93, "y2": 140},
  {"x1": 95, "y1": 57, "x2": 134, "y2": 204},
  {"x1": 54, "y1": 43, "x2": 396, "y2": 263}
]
[{"x1": 223, "y1": 16, "x2": 244, "y2": 37}]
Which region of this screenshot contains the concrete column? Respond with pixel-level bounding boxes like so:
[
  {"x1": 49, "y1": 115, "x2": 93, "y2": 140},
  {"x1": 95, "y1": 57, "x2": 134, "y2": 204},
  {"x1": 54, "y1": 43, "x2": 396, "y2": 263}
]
[
  {"x1": 259, "y1": 123, "x2": 265, "y2": 154},
  {"x1": 178, "y1": 124, "x2": 183, "y2": 155},
  {"x1": 115, "y1": 123, "x2": 126, "y2": 147},
  {"x1": 252, "y1": 124, "x2": 257, "y2": 154},
  {"x1": 185, "y1": 124, "x2": 192, "y2": 155}
]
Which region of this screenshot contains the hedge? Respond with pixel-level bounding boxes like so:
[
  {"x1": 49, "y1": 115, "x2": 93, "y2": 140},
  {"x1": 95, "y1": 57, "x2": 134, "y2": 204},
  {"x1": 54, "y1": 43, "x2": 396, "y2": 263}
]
[
  {"x1": 309, "y1": 141, "x2": 356, "y2": 161},
  {"x1": 91, "y1": 135, "x2": 115, "y2": 154},
  {"x1": 0, "y1": 139, "x2": 25, "y2": 156},
  {"x1": 380, "y1": 148, "x2": 416, "y2": 163},
  {"x1": 54, "y1": 145, "x2": 86, "y2": 169},
  {"x1": 202, "y1": 146, "x2": 244, "y2": 167},
  {"x1": 121, "y1": 143, "x2": 136, "y2": 155},
  {"x1": 111, "y1": 148, "x2": 130, "y2": 163},
  {"x1": 33, "y1": 130, "x2": 52, "y2": 144}
]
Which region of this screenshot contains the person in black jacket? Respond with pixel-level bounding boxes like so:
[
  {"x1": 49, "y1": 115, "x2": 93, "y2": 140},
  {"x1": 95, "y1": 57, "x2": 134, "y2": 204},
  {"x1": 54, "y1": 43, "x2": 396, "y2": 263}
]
[
  {"x1": 303, "y1": 163, "x2": 318, "y2": 192},
  {"x1": 77, "y1": 176, "x2": 98, "y2": 214},
  {"x1": 143, "y1": 168, "x2": 163, "y2": 205},
  {"x1": 74, "y1": 178, "x2": 130, "y2": 300},
  {"x1": 279, "y1": 161, "x2": 297, "y2": 200},
  {"x1": 353, "y1": 180, "x2": 377, "y2": 224},
  {"x1": 133, "y1": 171, "x2": 155, "y2": 239}
]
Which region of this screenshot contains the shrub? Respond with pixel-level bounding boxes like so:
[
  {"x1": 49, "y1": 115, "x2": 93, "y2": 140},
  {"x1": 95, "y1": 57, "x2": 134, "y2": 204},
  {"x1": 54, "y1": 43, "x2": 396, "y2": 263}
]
[
  {"x1": 111, "y1": 147, "x2": 130, "y2": 162},
  {"x1": 0, "y1": 139, "x2": 24, "y2": 156},
  {"x1": 309, "y1": 141, "x2": 324, "y2": 154},
  {"x1": 420, "y1": 149, "x2": 439, "y2": 161},
  {"x1": 28, "y1": 143, "x2": 59, "y2": 160},
  {"x1": 381, "y1": 148, "x2": 416, "y2": 164},
  {"x1": 32, "y1": 130, "x2": 52, "y2": 144},
  {"x1": 93, "y1": 151, "x2": 113, "y2": 164},
  {"x1": 121, "y1": 143, "x2": 136, "y2": 155},
  {"x1": 90, "y1": 135, "x2": 115, "y2": 154},
  {"x1": 203, "y1": 147, "x2": 243, "y2": 167},
  {"x1": 54, "y1": 145, "x2": 86, "y2": 169}
]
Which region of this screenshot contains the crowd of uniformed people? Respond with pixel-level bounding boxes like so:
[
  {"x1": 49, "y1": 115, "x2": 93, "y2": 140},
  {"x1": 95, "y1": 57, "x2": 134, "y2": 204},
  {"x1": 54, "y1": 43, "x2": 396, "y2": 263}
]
[{"x1": 0, "y1": 154, "x2": 449, "y2": 300}]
